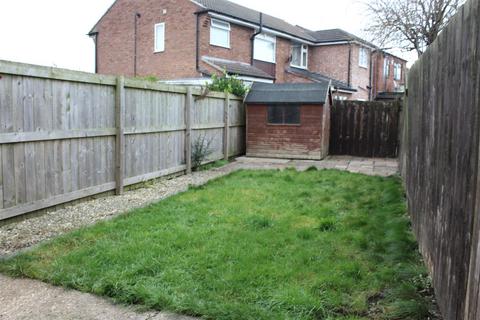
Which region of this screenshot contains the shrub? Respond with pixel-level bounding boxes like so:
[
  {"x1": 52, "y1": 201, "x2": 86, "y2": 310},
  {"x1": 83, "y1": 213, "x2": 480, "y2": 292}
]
[
  {"x1": 208, "y1": 71, "x2": 248, "y2": 97},
  {"x1": 191, "y1": 134, "x2": 214, "y2": 171}
]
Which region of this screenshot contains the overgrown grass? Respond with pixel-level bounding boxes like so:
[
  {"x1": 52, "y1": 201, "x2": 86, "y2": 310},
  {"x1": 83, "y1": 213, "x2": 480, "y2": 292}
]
[{"x1": 0, "y1": 169, "x2": 431, "y2": 319}]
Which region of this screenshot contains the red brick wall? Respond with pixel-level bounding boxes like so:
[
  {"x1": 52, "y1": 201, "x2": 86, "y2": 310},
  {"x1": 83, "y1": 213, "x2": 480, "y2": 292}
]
[
  {"x1": 310, "y1": 44, "x2": 349, "y2": 84},
  {"x1": 372, "y1": 52, "x2": 407, "y2": 97},
  {"x1": 349, "y1": 45, "x2": 371, "y2": 100},
  {"x1": 95, "y1": 0, "x2": 200, "y2": 79},
  {"x1": 198, "y1": 14, "x2": 253, "y2": 65},
  {"x1": 246, "y1": 104, "x2": 328, "y2": 159},
  {"x1": 309, "y1": 44, "x2": 370, "y2": 100}
]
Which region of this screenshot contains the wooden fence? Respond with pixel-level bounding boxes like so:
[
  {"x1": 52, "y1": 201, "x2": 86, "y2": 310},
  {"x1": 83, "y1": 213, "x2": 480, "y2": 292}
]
[
  {"x1": 400, "y1": 0, "x2": 480, "y2": 319},
  {"x1": 329, "y1": 100, "x2": 401, "y2": 158},
  {"x1": 0, "y1": 60, "x2": 245, "y2": 221}
]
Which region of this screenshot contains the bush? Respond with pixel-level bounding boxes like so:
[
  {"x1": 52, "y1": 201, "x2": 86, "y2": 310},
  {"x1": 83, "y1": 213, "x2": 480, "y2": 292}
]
[
  {"x1": 191, "y1": 134, "x2": 214, "y2": 171},
  {"x1": 208, "y1": 71, "x2": 248, "y2": 97}
]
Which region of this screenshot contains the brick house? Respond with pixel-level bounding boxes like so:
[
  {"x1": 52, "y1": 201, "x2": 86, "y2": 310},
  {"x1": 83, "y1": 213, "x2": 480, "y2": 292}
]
[{"x1": 88, "y1": 0, "x2": 407, "y2": 100}]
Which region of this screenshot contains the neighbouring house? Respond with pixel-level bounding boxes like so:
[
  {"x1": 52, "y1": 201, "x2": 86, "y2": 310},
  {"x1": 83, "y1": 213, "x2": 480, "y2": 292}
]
[
  {"x1": 88, "y1": 0, "x2": 407, "y2": 100},
  {"x1": 244, "y1": 82, "x2": 331, "y2": 160}
]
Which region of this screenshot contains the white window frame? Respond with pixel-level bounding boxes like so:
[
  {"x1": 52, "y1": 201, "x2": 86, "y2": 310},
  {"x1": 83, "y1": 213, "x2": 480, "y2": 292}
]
[
  {"x1": 154, "y1": 23, "x2": 165, "y2": 53},
  {"x1": 394, "y1": 63, "x2": 402, "y2": 80},
  {"x1": 359, "y1": 47, "x2": 369, "y2": 68},
  {"x1": 253, "y1": 34, "x2": 277, "y2": 63},
  {"x1": 290, "y1": 43, "x2": 308, "y2": 69},
  {"x1": 210, "y1": 18, "x2": 231, "y2": 48}
]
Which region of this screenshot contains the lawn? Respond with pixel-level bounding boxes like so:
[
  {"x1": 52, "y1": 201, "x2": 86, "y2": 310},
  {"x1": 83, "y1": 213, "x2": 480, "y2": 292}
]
[{"x1": 0, "y1": 169, "x2": 431, "y2": 319}]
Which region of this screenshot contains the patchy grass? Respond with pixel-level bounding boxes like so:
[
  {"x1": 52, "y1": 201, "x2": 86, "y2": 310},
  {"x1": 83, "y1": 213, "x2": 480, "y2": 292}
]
[{"x1": 0, "y1": 169, "x2": 431, "y2": 319}]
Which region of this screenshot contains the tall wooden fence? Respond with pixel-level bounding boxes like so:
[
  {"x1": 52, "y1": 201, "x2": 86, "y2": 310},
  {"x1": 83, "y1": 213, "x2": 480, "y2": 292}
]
[
  {"x1": 400, "y1": 0, "x2": 480, "y2": 319},
  {"x1": 329, "y1": 100, "x2": 401, "y2": 158},
  {"x1": 0, "y1": 60, "x2": 245, "y2": 221}
]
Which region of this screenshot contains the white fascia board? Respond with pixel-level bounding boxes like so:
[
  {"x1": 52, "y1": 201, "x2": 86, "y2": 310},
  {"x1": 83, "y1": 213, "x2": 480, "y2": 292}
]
[
  {"x1": 237, "y1": 76, "x2": 274, "y2": 83},
  {"x1": 312, "y1": 41, "x2": 376, "y2": 50},
  {"x1": 208, "y1": 12, "x2": 315, "y2": 45},
  {"x1": 189, "y1": 0, "x2": 207, "y2": 9}
]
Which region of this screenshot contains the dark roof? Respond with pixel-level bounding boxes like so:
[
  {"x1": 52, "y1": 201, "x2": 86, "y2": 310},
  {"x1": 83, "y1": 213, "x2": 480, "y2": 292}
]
[
  {"x1": 310, "y1": 29, "x2": 378, "y2": 48},
  {"x1": 245, "y1": 82, "x2": 330, "y2": 104},
  {"x1": 202, "y1": 56, "x2": 275, "y2": 79},
  {"x1": 286, "y1": 67, "x2": 356, "y2": 92},
  {"x1": 375, "y1": 92, "x2": 405, "y2": 101},
  {"x1": 194, "y1": 0, "x2": 316, "y2": 42}
]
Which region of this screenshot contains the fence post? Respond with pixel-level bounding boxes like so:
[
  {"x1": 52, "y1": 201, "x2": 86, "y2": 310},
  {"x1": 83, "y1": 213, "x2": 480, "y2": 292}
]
[
  {"x1": 115, "y1": 76, "x2": 125, "y2": 195},
  {"x1": 185, "y1": 87, "x2": 193, "y2": 174},
  {"x1": 223, "y1": 92, "x2": 230, "y2": 161}
]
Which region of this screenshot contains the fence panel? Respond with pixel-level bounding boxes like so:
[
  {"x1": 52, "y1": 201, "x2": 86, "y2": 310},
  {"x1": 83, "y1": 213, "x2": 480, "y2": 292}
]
[
  {"x1": 329, "y1": 100, "x2": 401, "y2": 158},
  {"x1": 400, "y1": 0, "x2": 480, "y2": 319},
  {"x1": 0, "y1": 60, "x2": 245, "y2": 220}
]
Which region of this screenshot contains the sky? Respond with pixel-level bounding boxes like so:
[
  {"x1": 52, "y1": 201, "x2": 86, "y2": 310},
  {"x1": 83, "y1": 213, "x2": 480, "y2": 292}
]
[{"x1": 0, "y1": 0, "x2": 416, "y2": 73}]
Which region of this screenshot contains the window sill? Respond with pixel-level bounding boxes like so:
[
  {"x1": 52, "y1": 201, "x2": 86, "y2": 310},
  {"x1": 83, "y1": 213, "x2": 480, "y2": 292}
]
[
  {"x1": 254, "y1": 58, "x2": 276, "y2": 64},
  {"x1": 154, "y1": 50, "x2": 165, "y2": 54},
  {"x1": 210, "y1": 43, "x2": 231, "y2": 49},
  {"x1": 266, "y1": 123, "x2": 301, "y2": 127},
  {"x1": 290, "y1": 64, "x2": 308, "y2": 70},
  {"x1": 359, "y1": 65, "x2": 368, "y2": 69}
]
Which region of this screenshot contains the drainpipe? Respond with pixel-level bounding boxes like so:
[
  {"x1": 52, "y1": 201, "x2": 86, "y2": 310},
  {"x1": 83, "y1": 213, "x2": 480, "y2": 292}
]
[
  {"x1": 250, "y1": 13, "x2": 263, "y2": 65},
  {"x1": 368, "y1": 49, "x2": 375, "y2": 100},
  {"x1": 134, "y1": 13, "x2": 141, "y2": 77},
  {"x1": 347, "y1": 42, "x2": 352, "y2": 87}
]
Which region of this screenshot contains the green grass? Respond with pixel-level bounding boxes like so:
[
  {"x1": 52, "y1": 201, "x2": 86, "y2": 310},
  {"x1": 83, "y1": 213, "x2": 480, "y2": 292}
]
[{"x1": 0, "y1": 169, "x2": 432, "y2": 319}]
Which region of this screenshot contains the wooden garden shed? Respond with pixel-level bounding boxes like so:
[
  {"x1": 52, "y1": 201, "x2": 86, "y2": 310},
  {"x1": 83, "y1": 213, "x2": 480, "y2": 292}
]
[{"x1": 245, "y1": 82, "x2": 332, "y2": 160}]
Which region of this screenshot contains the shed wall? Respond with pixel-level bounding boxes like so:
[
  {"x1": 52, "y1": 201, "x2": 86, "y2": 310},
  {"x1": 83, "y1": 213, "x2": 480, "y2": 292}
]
[{"x1": 246, "y1": 104, "x2": 328, "y2": 159}]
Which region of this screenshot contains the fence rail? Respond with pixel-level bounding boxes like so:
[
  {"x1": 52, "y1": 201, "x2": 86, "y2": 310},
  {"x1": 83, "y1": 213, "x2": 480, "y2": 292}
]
[
  {"x1": 0, "y1": 60, "x2": 245, "y2": 220},
  {"x1": 400, "y1": 0, "x2": 480, "y2": 319},
  {"x1": 329, "y1": 100, "x2": 401, "y2": 158}
]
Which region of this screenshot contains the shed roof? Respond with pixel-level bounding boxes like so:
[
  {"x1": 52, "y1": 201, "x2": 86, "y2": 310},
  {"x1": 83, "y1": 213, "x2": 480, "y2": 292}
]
[{"x1": 245, "y1": 82, "x2": 330, "y2": 105}]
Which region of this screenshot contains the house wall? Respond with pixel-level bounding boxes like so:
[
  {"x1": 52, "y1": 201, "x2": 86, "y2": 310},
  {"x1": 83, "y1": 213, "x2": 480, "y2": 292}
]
[
  {"x1": 372, "y1": 52, "x2": 407, "y2": 98},
  {"x1": 198, "y1": 13, "x2": 253, "y2": 65},
  {"x1": 94, "y1": 0, "x2": 201, "y2": 79},
  {"x1": 309, "y1": 44, "x2": 370, "y2": 100},
  {"x1": 310, "y1": 44, "x2": 350, "y2": 84},
  {"x1": 246, "y1": 104, "x2": 328, "y2": 159}
]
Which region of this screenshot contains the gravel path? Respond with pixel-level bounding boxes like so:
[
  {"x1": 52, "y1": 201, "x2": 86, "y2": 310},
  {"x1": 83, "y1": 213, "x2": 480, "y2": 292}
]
[{"x1": 0, "y1": 156, "x2": 398, "y2": 257}]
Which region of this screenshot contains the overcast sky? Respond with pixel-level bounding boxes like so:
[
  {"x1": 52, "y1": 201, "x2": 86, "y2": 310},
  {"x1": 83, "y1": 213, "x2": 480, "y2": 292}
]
[{"x1": 0, "y1": 0, "x2": 416, "y2": 73}]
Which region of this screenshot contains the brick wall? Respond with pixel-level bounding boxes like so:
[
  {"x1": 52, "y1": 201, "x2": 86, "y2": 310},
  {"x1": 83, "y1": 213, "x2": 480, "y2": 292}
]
[
  {"x1": 95, "y1": 0, "x2": 200, "y2": 79},
  {"x1": 310, "y1": 45, "x2": 350, "y2": 84},
  {"x1": 246, "y1": 104, "x2": 329, "y2": 159},
  {"x1": 309, "y1": 44, "x2": 370, "y2": 100},
  {"x1": 372, "y1": 52, "x2": 407, "y2": 97},
  {"x1": 198, "y1": 14, "x2": 253, "y2": 65}
]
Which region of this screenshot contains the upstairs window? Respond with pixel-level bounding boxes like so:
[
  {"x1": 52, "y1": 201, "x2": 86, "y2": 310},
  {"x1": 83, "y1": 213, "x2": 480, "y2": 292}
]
[
  {"x1": 359, "y1": 47, "x2": 369, "y2": 68},
  {"x1": 210, "y1": 19, "x2": 230, "y2": 48},
  {"x1": 384, "y1": 58, "x2": 390, "y2": 77},
  {"x1": 267, "y1": 105, "x2": 300, "y2": 125},
  {"x1": 291, "y1": 43, "x2": 308, "y2": 68},
  {"x1": 154, "y1": 23, "x2": 165, "y2": 52},
  {"x1": 254, "y1": 34, "x2": 276, "y2": 63},
  {"x1": 394, "y1": 63, "x2": 402, "y2": 80}
]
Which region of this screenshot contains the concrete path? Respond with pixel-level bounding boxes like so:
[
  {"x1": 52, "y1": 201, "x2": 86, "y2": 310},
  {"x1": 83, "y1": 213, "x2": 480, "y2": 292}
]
[
  {"x1": 0, "y1": 275, "x2": 195, "y2": 320},
  {"x1": 235, "y1": 156, "x2": 399, "y2": 176},
  {"x1": 0, "y1": 156, "x2": 398, "y2": 320}
]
